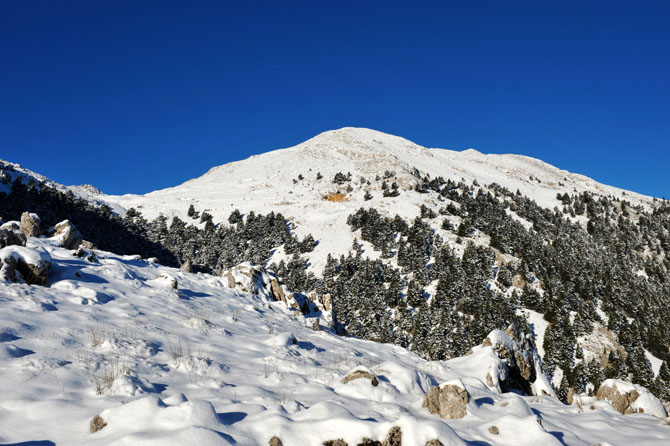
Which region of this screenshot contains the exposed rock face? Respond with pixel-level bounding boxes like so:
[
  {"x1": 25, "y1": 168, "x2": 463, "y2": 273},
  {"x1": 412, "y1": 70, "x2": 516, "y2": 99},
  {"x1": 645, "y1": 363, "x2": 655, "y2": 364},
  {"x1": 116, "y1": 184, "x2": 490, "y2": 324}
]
[
  {"x1": 90, "y1": 415, "x2": 107, "y2": 433},
  {"x1": 270, "y1": 278, "x2": 286, "y2": 303},
  {"x1": 341, "y1": 367, "x2": 379, "y2": 386},
  {"x1": 425, "y1": 441, "x2": 444, "y2": 446},
  {"x1": 323, "y1": 440, "x2": 348, "y2": 446},
  {"x1": 20, "y1": 212, "x2": 41, "y2": 237},
  {"x1": 382, "y1": 426, "x2": 402, "y2": 446},
  {"x1": 269, "y1": 435, "x2": 283, "y2": 446},
  {"x1": 422, "y1": 380, "x2": 469, "y2": 419},
  {"x1": 597, "y1": 379, "x2": 668, "y2": 418},
  {"x1": 0, "y1": 245, "x2": 52, "y2": 286},
  {"x1": 482, "y1": 326, "x2": 552, "y2": 396},
  {"x1": 223, "y1": 262, "x2": 313, "y2": 314},
  {"x1": 0, "y1": 228, "x2": 26, "y2": 248},
  {"x1": 322, "y1": 293, "x2": 332, "y2": 311},
  {"x1": 53, "y1": 220, "x2": 82, "y2": 250}
]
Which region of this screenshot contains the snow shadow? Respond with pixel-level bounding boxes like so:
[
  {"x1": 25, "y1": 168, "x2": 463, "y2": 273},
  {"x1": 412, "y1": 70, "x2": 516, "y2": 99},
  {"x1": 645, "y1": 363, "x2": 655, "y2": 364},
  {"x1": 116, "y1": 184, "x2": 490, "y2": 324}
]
[
  {"x1": 178, "y1": 289, "x2": 211, "y2": 300},
  {"x1": 0, "y1": 332, "x2": 20, "y2": 342},
  {"x1": 296, "y1": 340, "x2": 325, "y2": 352},
  {"x1": 0, "y1": 441, "x2": 56, "y2": 446},
  {"x1": 218, "y1": 411, "x2": 247, "y2": 425}
]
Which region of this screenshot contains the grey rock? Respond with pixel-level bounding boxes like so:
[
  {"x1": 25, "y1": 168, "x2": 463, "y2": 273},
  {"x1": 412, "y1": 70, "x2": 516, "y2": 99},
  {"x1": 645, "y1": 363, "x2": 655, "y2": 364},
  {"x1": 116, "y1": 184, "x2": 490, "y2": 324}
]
[
  {"x1": 20, "y1": 212, "x2": 41, "y2": 237},
  {"x1": 422, "y1": 383, "x2": 469, "y2": 419},
  {"x1": 53, "y1": 220, "x2": 82, "y2": 250}
]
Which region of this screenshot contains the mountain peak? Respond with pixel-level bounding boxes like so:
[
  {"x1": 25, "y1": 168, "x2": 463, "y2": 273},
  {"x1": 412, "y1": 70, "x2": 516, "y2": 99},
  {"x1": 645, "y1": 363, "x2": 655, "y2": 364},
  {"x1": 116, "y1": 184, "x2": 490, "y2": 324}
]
[{"x1": 302, "y1": 127, "x2": 423, "y2": 152}]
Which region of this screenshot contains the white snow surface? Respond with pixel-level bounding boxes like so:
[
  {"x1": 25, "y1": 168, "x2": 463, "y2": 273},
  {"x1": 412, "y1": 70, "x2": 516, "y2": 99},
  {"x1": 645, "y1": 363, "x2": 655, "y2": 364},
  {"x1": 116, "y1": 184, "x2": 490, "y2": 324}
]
[{"x1": 0, "y1": 237, "x2": 669, "y2": 445}]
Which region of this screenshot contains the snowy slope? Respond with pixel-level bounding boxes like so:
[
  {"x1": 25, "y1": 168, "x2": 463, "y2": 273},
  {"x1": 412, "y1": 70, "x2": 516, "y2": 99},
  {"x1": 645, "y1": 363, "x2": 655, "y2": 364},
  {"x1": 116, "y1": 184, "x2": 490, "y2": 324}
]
[
  {"x1": 99, "y1": 127, "x2": 654, "y2": 271},
  {"x1": 1, "y1": 235, "x2": 669, "y2": 445}
]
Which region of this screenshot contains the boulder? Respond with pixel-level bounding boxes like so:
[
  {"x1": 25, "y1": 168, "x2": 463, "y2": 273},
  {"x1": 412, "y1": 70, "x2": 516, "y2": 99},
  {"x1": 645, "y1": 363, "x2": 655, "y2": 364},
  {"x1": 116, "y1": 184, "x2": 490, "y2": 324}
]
[
  {"x1": 597, "y1": 379, "x2": 667, "y2": 418},
  {"x1": 0, "y1": 227, "x2": 26, "y2": 248},
  {"x1": 53, "y1": 220, "x2": 82, "y2": 250},
  {"x1": 90, "y1": 415, "x2": 107, "y2": 433},
  {"x1": 425, "y1": 441, "x2": 444, "y2": 446},
  {"x1": 20, "y1": 212, "x2": 41, "y2": 237},
  {"x1": 0, "y1": 245, "x2": 52, "y2": 286},
  {"x1": 422, "y1": 380, "x2": 469, "y2": 419},
  {"x1": 269, "y1": 436, "x2": 283, "y2": 446}
]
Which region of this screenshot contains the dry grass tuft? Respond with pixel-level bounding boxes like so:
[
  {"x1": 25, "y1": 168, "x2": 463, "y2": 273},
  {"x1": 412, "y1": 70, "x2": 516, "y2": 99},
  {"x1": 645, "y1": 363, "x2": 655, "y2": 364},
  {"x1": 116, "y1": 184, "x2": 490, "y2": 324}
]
[{"x1": 323, "y1": 193, "x2": 349, "y2": 202}]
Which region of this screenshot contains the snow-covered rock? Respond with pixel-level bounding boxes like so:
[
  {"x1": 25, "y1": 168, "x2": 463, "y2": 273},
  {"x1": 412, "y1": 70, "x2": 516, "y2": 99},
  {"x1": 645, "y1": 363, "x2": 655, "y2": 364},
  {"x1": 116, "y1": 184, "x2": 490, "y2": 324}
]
[
  {"x1": 52, "y1": 219, "x2": 82, "y2": 250},
  {"x1": 0, "y1": 226, "x2": 26, "y2": 248},
  {"x1": 482, "y1": 327, "x2": 554, "y2": 397},
  {"x1": 422, "y1": 379, "x2": 470, "y2": 419},
  {"x1": 0, "y1": 244, "x2": 51, "y2": 285},
  {"x1": 19, "y1": 212, "x2": 41, "y2": 237},
  {"x1": 222, "y1": 262, "x2": 313, "y2": 314},
  {"x1": 597, "y1": 379, "x2": 668, "y2": 418}
]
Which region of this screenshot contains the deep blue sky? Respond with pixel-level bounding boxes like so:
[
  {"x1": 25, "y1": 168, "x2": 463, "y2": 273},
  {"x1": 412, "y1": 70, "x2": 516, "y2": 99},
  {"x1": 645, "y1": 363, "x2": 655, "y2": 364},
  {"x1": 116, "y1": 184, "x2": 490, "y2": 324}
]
[{"x1": 2, "y1": 1, "x2": 669, "y2": 197}]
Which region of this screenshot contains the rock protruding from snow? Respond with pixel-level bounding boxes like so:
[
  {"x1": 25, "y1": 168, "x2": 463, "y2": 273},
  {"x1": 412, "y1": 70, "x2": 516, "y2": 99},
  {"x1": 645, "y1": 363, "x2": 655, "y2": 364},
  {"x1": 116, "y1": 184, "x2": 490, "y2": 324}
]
[
  {"x1": 482, "y1": 327, "x2": 553, "y2": 396},
  {"x1": 19, "y1": 212, "x2": 41, "y2": 237},
  {"x1": 148, "y1": 272, "x2": 178, "y2": 289},
  {"x1": 90, "y1": 415, "x2": 107, "y2": 433},
  {"x1": 341, "y1": 366, "x2": 379, "y2": 387},
  {"x1": 223, "y1": 262, "x2": 312, "y2": 313},
  {"x1": 597, "y1": 379, "x2": 668, "y2": 418},
  {"x1": 0, "y1": 245, "x2": 52, "y2": 285},
  {"x1": 382, "y1": 426, "x2": 402, "y2": 446},
  {"x1": 52, "y1": 219, "x2": 82, "y2": 250},
  {"x1": 0, "y1": 227, "x2": 26, "y2": 249},
  {"x1": 422, "y1": 379, "x2": 469, "y2": 419}
]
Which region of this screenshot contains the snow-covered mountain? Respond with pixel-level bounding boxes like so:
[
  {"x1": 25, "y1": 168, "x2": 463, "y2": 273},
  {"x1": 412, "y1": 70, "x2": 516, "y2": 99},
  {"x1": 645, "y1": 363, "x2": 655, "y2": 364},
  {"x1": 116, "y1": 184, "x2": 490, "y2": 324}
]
[
  {"x1": 100, "y1": 127, "x2": 653, "y2": 271},
  {"x1": 2, "y1": 128, "x2": 670, "y2": 445}
]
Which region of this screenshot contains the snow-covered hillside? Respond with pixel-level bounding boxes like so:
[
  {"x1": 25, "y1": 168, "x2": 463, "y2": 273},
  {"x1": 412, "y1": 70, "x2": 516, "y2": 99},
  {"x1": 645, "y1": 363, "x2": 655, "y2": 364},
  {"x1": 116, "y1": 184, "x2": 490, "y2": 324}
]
[
  {"x1": 1, "y1": 232, "x2": 669, "y2": 445},
  {"x1": 95, "y1": 128, "x2": 652, "y2": 272}
]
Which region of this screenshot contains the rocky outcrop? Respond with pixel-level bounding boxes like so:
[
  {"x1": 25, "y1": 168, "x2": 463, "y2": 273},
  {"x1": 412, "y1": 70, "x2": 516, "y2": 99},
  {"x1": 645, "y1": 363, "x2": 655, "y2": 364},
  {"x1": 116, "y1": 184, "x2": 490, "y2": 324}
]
[
  {"x1": 52, "y1": 220, "x2": 82, "y2": 250},
  {"x1": 20, "y1": 212, "x2": 41, "y2": 237},
  {"x1": 0, "y1": 245, "x2": 52, "y2": 286},
  {"x1": 222, "y1": 262, "x2": 313, "y2": 314},
  {"x1": 341, "y1": 367, "x2": 379, "y2": 386},
  {"x1": 597, "y1": 379, "x2": 667, "y2": 418},
  {"x1": 425, "y1": 441, "x2": 444, "y2": 446},
  {"x1": 422, "y1": 380, "x2": 469, "y2": 419},
  {"x1": 482, "y1": 326, "x2": 553, "y2": 396},
  {"x1": 269, "y1": 436, "x2": 283, "y2": 446}
]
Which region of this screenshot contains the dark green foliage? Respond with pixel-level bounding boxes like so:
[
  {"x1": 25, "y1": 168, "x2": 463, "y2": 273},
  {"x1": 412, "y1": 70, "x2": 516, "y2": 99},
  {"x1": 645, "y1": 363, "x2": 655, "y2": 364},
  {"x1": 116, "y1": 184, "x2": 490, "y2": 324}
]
[
  {"x1": 228, "y1": 209, "x2": 242, "y2": 224},
  {"x1": 333, "y1": 171, "x2": 351, "y2": 185}
]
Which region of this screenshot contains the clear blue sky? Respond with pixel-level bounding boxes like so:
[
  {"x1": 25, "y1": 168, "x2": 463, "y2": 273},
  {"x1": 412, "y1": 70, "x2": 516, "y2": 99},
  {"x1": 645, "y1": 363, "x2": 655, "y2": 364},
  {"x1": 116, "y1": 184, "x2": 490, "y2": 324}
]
[{"x1": 2, "y1": 1, "x2": 669, "y2": 197}]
